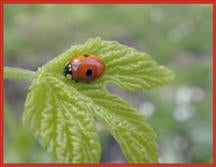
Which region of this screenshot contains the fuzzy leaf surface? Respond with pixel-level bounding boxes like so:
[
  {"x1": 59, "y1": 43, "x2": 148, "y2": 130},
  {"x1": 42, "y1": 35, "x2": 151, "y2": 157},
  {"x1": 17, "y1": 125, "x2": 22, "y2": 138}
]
[{"x1": 23, "y1": 37, "x2": 174, "y2": 163}]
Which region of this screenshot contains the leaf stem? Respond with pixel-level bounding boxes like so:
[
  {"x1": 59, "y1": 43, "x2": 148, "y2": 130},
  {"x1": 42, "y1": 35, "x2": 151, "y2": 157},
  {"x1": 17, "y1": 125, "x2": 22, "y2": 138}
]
[{"x1": 4, "y1": 66, "x2": 37, "y2": 81}]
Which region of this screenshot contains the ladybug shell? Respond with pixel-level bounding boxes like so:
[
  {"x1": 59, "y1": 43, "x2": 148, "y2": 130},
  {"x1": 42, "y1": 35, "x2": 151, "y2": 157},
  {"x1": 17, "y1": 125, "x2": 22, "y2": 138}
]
[{"x1": 70, "y1": 55, "x2": 105, "y2": 82}]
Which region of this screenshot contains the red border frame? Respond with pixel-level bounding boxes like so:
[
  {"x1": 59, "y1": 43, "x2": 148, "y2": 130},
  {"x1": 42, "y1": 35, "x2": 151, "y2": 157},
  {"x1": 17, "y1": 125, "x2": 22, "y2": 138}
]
[
  {"x1": 2, "y1": 0, "x2": 215, "y2": 4},
  {"x1": 0, "y1": 0, "x2": 214, "y2": 167}
]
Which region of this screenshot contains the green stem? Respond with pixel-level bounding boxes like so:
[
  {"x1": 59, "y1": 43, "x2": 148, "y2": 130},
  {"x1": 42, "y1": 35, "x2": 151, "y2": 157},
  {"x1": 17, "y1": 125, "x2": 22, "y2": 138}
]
[{"x1": 4, "y1": 66, "x2": 37, "y2": 81}]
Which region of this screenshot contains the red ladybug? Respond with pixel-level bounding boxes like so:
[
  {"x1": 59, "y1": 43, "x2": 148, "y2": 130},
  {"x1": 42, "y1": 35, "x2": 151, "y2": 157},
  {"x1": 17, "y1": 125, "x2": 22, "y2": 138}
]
[{"x1": 64, "y1": 54, "x2": 105, "y2": 82}]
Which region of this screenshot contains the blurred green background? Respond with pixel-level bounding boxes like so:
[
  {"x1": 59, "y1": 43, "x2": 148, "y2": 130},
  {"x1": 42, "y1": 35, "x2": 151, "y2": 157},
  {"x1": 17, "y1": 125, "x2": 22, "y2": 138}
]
[{"x1": 4, "y1": 4, "x2": 212, "y2": 163}]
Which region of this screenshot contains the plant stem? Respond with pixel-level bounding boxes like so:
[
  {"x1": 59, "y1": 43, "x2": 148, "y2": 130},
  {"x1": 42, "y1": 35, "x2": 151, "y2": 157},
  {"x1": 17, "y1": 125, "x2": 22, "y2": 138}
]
[{"x1": 4, "y1": 66, "x2": 36, "y2": 81}]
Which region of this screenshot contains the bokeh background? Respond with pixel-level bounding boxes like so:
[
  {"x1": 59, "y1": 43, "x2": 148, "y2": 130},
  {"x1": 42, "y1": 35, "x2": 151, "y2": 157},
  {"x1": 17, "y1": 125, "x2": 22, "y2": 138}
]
[{"x1": 4, "y1": 4, "x2": 212, "y2": 163}]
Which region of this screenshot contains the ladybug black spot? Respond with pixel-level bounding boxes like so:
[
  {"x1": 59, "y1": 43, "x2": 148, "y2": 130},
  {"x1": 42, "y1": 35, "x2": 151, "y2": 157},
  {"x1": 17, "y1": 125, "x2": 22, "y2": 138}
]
[
  {"x1": 86, "y1": 69, "x2": 93, "y2": 77},
  {"x1": 84, "y1": 54, "x2": 89, "y2": 57}
]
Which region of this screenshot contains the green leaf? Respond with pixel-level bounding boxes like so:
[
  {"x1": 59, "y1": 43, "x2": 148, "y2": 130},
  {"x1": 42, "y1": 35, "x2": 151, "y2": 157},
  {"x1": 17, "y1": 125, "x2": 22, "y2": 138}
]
[
  {"x1": 76, "y1": 87, "x2": 158, "y2": 162},
  {"x1": 23, "y1": 37, "x2": 174, "y2": 163},
  {"x1": 23, "y1": 75, "x2": 101, "y2": 163}
]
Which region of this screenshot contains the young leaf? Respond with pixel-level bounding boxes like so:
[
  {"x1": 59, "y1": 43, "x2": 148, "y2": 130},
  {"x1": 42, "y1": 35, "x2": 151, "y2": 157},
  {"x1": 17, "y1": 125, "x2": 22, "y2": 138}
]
[
  {"x1": 23, "y1": 75, "x2": 101, "y2": 163},
  {"x1": 75, "y1": 86, "x2": 158, "y2": 162},
  {"x1": 23, "y1": 37, "x2": 174, "y2": 163}
]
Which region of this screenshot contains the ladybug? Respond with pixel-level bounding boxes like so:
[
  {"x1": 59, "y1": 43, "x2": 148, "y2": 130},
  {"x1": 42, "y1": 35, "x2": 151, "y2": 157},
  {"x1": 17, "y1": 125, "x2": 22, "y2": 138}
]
[{"x1": 64, "y1": 54, "x2": 105, "y2": 82}]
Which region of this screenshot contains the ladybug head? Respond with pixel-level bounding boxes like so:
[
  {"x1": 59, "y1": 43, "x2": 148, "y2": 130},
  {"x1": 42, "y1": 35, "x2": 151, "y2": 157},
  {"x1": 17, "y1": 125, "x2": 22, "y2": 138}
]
[{"x1": 64, "y1": 63, "x2": 73, "y2": 79}]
